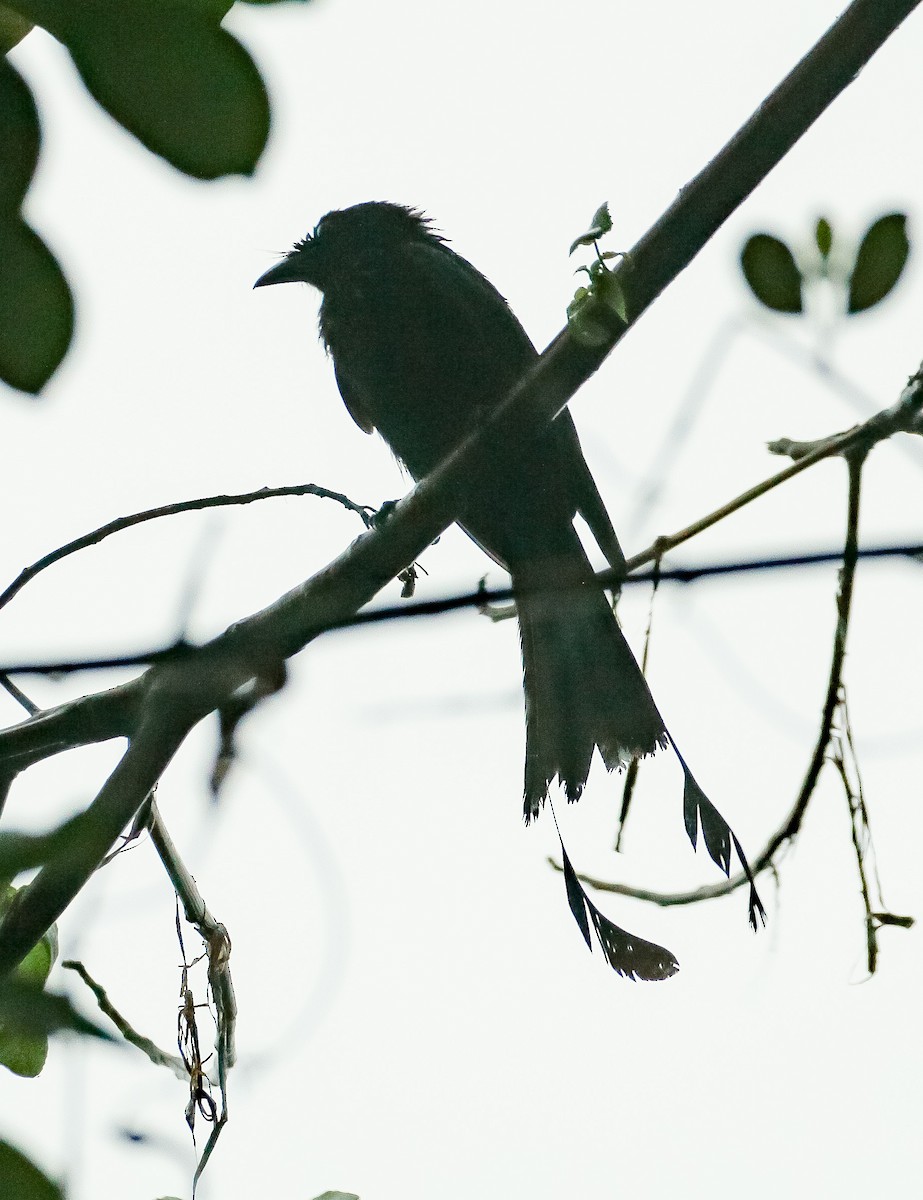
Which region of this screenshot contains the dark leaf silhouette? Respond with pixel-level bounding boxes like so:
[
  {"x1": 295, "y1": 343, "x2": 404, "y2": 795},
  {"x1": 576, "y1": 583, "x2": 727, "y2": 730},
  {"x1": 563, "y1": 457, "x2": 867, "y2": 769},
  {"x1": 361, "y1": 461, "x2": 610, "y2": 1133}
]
[
  {"x1": 740, "y1": 233, "x2": 803, "y2": 313},
  {"x1": 0, "y1": 216, "x2": 73, "y2": 395},
  {"x1": 560, "y1": 844, "x2": 679, "y2": 981},
  {"x1": 0, "y1": 1140, "x2": 62, "y2": 1200},
  {"x1": 0, "y1": 58, "x2": 72, "y2": 394},
  {"x1": 0, "y1": 58, "x2": 39, "y2": 211},
  {"x1": 847, "y1": 213, "x2": 909, "y2": 314},
  {"x1": 15, "y1": 0, "x2": 269, "y2": 179}
]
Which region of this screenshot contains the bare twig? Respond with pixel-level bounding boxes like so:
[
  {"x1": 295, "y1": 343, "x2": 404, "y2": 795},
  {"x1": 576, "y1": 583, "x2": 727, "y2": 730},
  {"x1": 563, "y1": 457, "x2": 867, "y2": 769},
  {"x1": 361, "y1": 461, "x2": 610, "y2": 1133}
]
[
  {"x1": 625, "y1": 362, "x2": 923, "y2": 573},
  {"x1": 830, "y1": 729, "x2": 878, "y2": 976},
  {"x1": 0, "y1": 676, "x2": 39, "y2": 714},
  {"x1": 0, "y1": 483, "x2": 374, "y2": 616},
  {"x1": 147, "y1": 801, "x2": 237, "y2": 1071},
  {"x1": 0, "y1": 681, "x2": 205, "y2": 975},
  {"x1": 62, "y1": 959, "x2": 188, "y2": 1079}
]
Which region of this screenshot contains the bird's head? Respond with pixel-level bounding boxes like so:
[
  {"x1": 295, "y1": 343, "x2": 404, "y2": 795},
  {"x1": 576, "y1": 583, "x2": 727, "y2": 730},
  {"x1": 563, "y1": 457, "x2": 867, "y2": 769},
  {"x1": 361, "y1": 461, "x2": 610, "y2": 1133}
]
[{"x1": 253, "y1": 202, "x2": 439, "y2": 292}]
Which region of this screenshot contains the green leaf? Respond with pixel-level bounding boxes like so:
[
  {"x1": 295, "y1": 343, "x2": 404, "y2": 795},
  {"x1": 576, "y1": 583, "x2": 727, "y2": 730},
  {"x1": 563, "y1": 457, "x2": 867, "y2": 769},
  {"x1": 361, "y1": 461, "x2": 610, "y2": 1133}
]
[
  {"x1": 593, "y1": 267, "x2": 627, "y2": 323},
  {"x1": 0, "y1": 58, "x2": 40, "y2": 212},
  {"x1": 0, "y1": 1018, "x2": 48, "y2": 1076},
  {"x1": 568, "y1": 201, "x2": 612, "y2": 255},
  {"x1": 566, "y1": 289, "x2": 610, "y2": 348},
  {"x1": 0, "y1": 895, "x2": 64, "y2": 1075},
  {"x1": 311, "y1": 1193, "x2": 361, "y2": 1200},
  {"x1": 13, "y1": 0, "x2": 270, "y2": 179},
  {"x1": 17, "y1": 927, "x2": 57, "y2": 989},
  {"x1": 847, "y1": 212, "x2": 909, "y2": 314},
  {"x1": 0, "y1": 4, "x2": 33, "y2": 54},
  {"x1": 0, "y1": 215, "x2": 74, "y2": 395},
  {"x1": 740, "y1": 233, "x2": 803, "y2": 313},
  {"x1": 0, "y1": 901, "x2": 73, "y2": 1067},
  {"x1": 815, "y1": 216, "x2": 832, "y2": 258},
  {"x1": 0, "y1": 1141, "x2": 63, "y2": 1200},
  {"x1": 0, "y1": 889, "x2": 58, "y2": 984},
  {"x1": 566, "y1": 257, "x2": 628, "y2": 346}
]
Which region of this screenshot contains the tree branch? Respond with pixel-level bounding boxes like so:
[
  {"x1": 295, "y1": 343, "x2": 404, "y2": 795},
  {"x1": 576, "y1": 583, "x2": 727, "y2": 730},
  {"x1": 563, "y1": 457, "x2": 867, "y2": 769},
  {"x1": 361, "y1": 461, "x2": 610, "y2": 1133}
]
[{"x1": 0, "y1": 678, "x2": 202, "y2": 974}]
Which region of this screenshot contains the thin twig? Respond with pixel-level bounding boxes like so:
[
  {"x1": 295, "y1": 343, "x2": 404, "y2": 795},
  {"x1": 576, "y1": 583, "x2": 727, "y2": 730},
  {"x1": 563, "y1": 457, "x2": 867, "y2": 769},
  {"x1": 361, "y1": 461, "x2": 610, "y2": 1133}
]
[
  {"x1": 0, "y1": 483, "x2": 374, "y2": 615},
  {"x1": 62, "y1": 959, "x2": 188, "y2": 1079},
  {"x1": 842, "y1": 694, "x2": 887, "y2": 907},
  {"x1": 0, "y1": 676, "x2": 39, "y2": 714},
  {"x1": 626, "y1": 361, "x2": 922, "y2": 573},
  {"x1": 829, "y1": 732, "x2": 878, "y2": 976},
  {"x1": 147, "y1": 801, "x2": 236, "y2": 1070}
]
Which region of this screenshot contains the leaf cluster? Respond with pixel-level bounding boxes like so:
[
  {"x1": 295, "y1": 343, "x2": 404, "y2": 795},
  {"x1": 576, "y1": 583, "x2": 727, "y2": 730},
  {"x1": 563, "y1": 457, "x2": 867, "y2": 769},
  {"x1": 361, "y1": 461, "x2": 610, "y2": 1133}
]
[
  {"x1": 0, "y1": 0, "x2": 304, "y2": 395},
  {"x1": 740, "y1": 213, "x2": 910, "y2": 315},
  {"x1": 566, "y1": 202, "x2": 631, "y2": 346}
]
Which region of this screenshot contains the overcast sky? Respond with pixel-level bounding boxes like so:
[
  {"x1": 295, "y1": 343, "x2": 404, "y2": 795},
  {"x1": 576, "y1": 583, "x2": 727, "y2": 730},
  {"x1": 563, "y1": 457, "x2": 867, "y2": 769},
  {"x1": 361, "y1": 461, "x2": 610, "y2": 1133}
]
[{"x1": 2, "y1": 2, "x2": 922, "y2": 1198}]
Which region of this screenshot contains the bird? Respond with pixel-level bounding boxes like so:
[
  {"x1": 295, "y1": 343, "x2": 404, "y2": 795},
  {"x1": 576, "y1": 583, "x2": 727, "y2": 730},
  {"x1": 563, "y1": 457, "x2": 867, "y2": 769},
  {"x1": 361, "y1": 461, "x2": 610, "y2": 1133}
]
[{"x1": 255, "y1": 202, "x2": 669, "y2": 821}]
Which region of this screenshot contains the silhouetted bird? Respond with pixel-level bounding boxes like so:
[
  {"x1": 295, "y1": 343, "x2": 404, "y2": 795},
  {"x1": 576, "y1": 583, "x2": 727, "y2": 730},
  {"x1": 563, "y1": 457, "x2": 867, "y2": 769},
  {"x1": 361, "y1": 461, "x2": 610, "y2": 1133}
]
[{"x1": 255, "y1": 202, "x2": 668, "y2": 820}]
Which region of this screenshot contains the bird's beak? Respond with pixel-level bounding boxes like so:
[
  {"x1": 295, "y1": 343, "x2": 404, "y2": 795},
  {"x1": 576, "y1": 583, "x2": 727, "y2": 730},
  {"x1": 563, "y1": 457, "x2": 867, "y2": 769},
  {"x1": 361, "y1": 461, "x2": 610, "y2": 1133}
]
[{"x1": 253, "y1": 256, "x2": 310, "y2": 289}]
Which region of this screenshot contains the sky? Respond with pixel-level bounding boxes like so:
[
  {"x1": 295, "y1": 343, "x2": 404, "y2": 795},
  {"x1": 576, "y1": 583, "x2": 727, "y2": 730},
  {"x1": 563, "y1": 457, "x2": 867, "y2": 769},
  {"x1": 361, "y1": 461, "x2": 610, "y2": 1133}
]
[{"x1": 1, "y1": 1, "x2": 922, "y2": 1198}]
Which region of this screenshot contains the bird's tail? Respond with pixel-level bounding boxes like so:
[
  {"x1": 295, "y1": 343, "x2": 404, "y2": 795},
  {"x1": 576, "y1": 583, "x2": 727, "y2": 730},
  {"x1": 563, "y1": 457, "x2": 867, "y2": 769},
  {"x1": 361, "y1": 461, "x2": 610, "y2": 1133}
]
[{"x1": 515, "y1": 552, "x2": 668, "y2": 822}]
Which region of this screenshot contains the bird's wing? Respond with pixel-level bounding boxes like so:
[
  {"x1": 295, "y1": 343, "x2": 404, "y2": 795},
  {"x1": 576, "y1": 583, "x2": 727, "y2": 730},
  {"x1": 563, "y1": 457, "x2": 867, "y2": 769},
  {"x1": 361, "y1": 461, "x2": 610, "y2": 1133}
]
[
  {"x1": 403, "y1": 238, "x2": 538, "y2": 389},
  {"x1": 399, "y1": 240, "x2": 628, "y2": 572},
  {"x1": 334, "y1": 361, "x2": 375, "y2": 434}
]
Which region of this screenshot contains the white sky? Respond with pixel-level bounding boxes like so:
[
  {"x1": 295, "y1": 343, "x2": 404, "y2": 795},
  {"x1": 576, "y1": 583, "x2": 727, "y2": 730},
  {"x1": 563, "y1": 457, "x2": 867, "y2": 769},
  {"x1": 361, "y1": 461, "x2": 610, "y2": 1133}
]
[{"x1": 1, "y1": 1, "x2": 922, "y2": 1198}]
